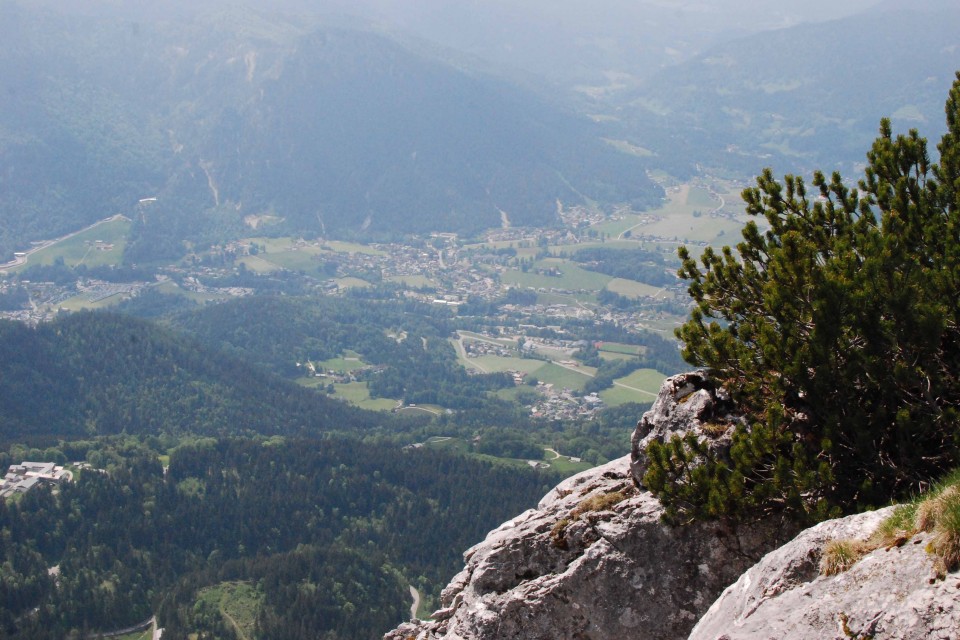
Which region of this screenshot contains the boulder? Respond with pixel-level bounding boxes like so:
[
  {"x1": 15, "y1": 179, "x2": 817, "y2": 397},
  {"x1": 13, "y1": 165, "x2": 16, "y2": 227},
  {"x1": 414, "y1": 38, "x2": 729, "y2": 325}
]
[{"x1": 690, "y1": 507, "x2": 960, "y2": 640}]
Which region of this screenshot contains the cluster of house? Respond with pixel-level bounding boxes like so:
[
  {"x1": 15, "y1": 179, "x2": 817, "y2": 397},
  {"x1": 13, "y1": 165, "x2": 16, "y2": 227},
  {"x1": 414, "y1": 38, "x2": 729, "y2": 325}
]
[{"x1": 1, "y1": 461, "x2": 70, "y2": 498}]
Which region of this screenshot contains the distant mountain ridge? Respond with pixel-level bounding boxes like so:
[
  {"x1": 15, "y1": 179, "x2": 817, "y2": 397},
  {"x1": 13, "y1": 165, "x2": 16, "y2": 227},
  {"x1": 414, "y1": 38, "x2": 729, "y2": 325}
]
[
  {"x1": 621, "y1": 4, "x2": 960, "y2": 175},
  {"x1": 0, "y1": 4, "x2": 661, "y2": 262}
]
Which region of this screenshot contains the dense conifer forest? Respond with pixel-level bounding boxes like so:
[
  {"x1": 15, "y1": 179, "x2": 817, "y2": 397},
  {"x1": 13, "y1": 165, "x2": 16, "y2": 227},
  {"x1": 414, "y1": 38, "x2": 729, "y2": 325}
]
[{"x1": 0, "y1": 436, "x2": 557, "y2": 639}]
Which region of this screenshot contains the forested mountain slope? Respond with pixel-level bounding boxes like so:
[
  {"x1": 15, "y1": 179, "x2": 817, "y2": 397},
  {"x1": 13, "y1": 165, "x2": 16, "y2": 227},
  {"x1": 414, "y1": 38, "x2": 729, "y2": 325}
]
[
  {"x1": 0, "y1": 312, "x2": 388, "y2": 440},
  {"x1": 0, "y1": 3, "x2": 660, "y2": 262},
  {"x1": 0, "y1": 435, "x2": 558, "y2": 639}
]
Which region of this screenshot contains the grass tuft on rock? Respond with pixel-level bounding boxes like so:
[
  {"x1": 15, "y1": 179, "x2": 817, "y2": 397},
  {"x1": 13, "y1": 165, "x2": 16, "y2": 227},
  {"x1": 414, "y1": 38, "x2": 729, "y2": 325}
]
[
  {"x1": 820, "y1": 539, "x2": 869, "y2": 576},
  {"x1": 820, "y1": 469, "x2": 960, "y2": 578}
]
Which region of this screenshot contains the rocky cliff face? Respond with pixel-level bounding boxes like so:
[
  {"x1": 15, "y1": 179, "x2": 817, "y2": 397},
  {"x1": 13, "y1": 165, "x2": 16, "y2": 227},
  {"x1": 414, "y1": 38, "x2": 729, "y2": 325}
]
[
  {"x1": 690, "y1": 507, "x2": 960, "y2": 639},
  {"x1": 385, "y1": 372, "x2": 959, "y2": 639},
  {"x1": 385, "y1": 373, "x2": 790, "y2": 640}
]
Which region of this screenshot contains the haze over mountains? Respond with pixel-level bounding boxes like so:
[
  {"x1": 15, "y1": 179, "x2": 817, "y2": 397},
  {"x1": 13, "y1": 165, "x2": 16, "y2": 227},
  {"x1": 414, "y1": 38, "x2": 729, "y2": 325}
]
[{"x1": 1, "y1": 0, "x2": 957, "y2": 263}]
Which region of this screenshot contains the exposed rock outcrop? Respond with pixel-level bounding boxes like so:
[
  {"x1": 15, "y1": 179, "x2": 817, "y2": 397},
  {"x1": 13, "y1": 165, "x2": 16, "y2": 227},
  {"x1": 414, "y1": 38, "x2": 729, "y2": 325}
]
[
  {"x1": 630, "y1": 371, "x2": 743, "y2": 486},
  {"x1": 385, "y1": 373, "x2": 789, "y2": 640},
  {"x1": 386, "y1": 371, "x2": 960, "y2": 640},
  {"x1": 690, "y1": 507, "x2": 960, "y2": 639}
]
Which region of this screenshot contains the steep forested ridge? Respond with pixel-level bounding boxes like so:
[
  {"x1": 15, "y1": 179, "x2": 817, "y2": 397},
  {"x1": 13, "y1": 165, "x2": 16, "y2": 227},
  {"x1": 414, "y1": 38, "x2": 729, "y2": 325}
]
[{"x1": 0, "y1": 312, "x2": 386, "y2": 440}]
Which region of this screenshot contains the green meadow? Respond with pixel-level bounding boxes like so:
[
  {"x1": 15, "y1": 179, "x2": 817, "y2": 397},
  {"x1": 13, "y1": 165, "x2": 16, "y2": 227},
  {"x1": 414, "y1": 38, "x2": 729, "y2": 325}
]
[{"x1": 15, "y1": 217, "x2": 131, "y2": 270}]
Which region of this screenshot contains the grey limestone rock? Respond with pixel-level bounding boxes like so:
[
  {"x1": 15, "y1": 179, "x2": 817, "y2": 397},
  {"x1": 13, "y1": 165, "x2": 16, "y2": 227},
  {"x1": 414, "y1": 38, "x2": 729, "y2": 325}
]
[
  {"x1": 630, "y1": 371, "x2": 742, "y2": 488},
  {"x1": 384, "y1": 455, "x2": 781, "y2": 640},
  {"x1": 383, "y1": 371, "x2": 792, "y2": 640},
  {"x1": 690, "y1": 506, "x2": 960, "y2": 640}
]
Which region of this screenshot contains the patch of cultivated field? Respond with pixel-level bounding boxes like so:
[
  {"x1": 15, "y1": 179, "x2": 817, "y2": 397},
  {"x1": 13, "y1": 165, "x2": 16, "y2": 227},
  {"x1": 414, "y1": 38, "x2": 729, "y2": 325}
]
[
  {"x1": 614, "y1": 368, "x2": 667, "y2": 394},
  {"x1": 501, "y1": 260, "x2": 613, "y2": 291},
  {"x1": 56, "y1": 292, "x2": 127, "y2": 311},
  {"x1": 243, "y1": 237, "x2": 299, "y2": 252},
  {"x1": 605, "y1": 278, "x2": 671, "y2": 299},
  {"x1": 324, "y1": 240, "x2": 386, "y2": 256},
  {"x1": 599, "y1": 351, "x2": 635, "y2": 362},
  {"x1": 16, "y1": 217, "x2": 131, "y2": 270},
  {"x1": 597, "y1": 342, "x2": 642, "y2": 356},
  {"x1": 535, "y1": 362, "x2": 594, "y2": 391},
  {"x1": 334, "y1": 276, "x2": 371, "y2": 289},
  {"x1": 599, "y1": 385, "x2": 649, "y2": 407},
  {"x1": 591, "y1": 213, "x2": 646, "y2": 239},
  {"x1": 586, "y1": 180, "x2": 751, "y2": 250},
  {"x1": 237, "y1": 255, "x2": 283, "y2": 273},
  {"x1": 331, "y1": 382, "x2": 398, "y2": 411},
  {"x1": 386, "y1": 274, "x2": 436, "y2": 288},
  {"x1": 641, "y1": 213, "x2": 742, "y2": 244},
  {"x1": 534, "y1": 291, "x2": 598, "y2": 305},
  {"x1": 459, "y1": 331, "x2": 516, "y2": 347},
  {"x1": 468, "y1": 355, "x2": 547, "y2": 375},
  {"x1": 255, "y1": 248, "x2": 322, "y2": 272},
  {"x1": 315, "y1": 351, "x2": 367, "y2": 372}
]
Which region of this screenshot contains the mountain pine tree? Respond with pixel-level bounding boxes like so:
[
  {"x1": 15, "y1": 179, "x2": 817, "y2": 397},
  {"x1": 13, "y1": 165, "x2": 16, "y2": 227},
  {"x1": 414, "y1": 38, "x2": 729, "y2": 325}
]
[{"x1": 645, "y1": 72, "x2": 960, "y2": 523}]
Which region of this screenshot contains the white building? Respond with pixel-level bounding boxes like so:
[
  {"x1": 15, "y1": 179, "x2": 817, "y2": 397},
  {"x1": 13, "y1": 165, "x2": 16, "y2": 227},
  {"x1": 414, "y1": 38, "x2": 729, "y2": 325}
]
[{"x1": 0, "y1": 461, "x2": 69, "y2": 498}]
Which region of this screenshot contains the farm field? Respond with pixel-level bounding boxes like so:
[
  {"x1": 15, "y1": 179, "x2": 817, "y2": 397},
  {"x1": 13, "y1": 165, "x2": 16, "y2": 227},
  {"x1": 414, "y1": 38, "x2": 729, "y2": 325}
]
[
  {"x1": 466, "y1": 354, "x2": 546, "y2": 375},
  {"x1": 600, "y1": 385, "x2": 647, "y2": 407},
  {"x1": 501, "y1": 260, "x2": 613, "y2": 291},
  {"x1": 614, "y1": 368, "x2": 666, "y2": 395},
  {"x1": 605, "y1": 278, "x2": 670, "y2": 299},
  {"x1": 57, "y1": 291, "x2": 128, "y2": 311},
  {"x1": 534, "y1": 362, "x2": 594, "y2": 391},
  {"x1": 589, "y1": 179, "x2": 750, "y2": 250},
  {"x1": 331, "y1": 382, "x2": 398, "y2": 411},
  {"x1": 250, "y1": 249, "x2": 318, "y2": 272},
  {"x1": 334, "y1": 276, "x2": 371, "y2": 289},
  {"x1": 324, "y1": 240, "x2": 386, "y2": 256},
  {"x1": 597, "y1": 342, "x2": 642, "y2": 356},
  {"x1": 386, "y1": 274, "x2": 436, "y2": 288},
  {"x1": 298, "y1": 376, "x2": 398, "y2": 411},
  {"x1": 14, "y1": 217, "x2": 131, "y2": 270},
  {"x1": 599, "y1": 351, "x2": 635, "y2": 362},
  {"x1": 237, "y1": 254, "x2": 284, "y2": 273},
  {"x1": 316, "y1": 351, "x2": 368, "y2": 372},
  {"x1": 423, "y1": 436, "x2": 593, "y2": 474},
  {"x1": 459, "y1": 331, "x2": 516, "y2": 347}
]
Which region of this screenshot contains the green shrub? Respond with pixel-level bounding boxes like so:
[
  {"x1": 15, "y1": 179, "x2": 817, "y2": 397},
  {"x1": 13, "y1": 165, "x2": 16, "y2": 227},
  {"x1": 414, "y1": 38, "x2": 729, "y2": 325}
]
[{"x1": 648, "y1": 73, "x2": 960, "y2": 523}]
